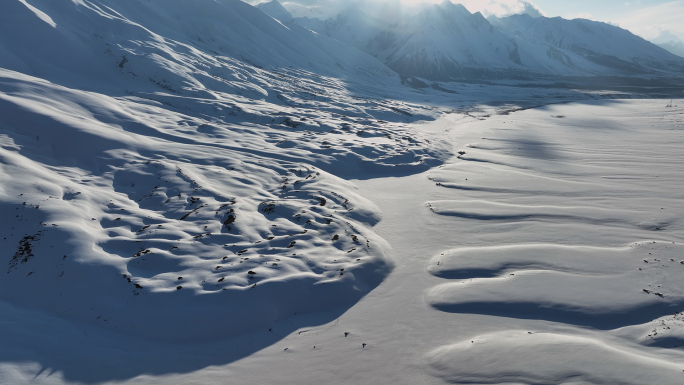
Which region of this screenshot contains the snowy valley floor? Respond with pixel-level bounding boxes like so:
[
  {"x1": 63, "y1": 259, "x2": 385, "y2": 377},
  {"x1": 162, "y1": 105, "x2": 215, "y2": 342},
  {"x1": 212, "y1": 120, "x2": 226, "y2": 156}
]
[{"x1": 2, "y1": 97, "x2": 684, "y2": 384}]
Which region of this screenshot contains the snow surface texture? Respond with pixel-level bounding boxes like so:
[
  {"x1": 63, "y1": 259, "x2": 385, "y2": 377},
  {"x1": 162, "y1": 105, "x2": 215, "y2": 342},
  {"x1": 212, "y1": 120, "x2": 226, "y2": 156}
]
[
  {"x1": 1, "y1": 0, "x2": 595, "y2": 346},
  {"x1": 0, "y1": 67, "x2": 403, "y2": 341},
  {"x1": 2, "y1": 0, "x2": 684, "y2": 384},
  {"x1": 5, "y1": 94, "x2": 683, "y2": 384},
  {"x1": 0, "y1": 0, "x2": 437, "y2": 342},
  {"x1": 423, "y1": 100, "x2": 684, "y2": 384}
]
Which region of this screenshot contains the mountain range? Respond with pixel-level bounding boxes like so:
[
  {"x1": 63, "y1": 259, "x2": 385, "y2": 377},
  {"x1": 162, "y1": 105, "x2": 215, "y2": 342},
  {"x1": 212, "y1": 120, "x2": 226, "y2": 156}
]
[
  {"x1": 657, "y1": 41, "x2": 684, "y2": 59},
  {"x1": 647, "y1": 31, "x2": 684, "y2": 59},
  {"x1": 256, "y1": 0, "x2": 684, "y2": 81},
  {"x1": 1, "y1": 0, "x2": 405, "y2": 99}
]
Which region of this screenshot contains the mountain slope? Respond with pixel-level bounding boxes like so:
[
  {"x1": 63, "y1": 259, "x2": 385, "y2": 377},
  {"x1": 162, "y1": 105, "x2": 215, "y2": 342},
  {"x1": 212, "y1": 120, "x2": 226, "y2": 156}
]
[
  {"x1": 489, "y1": 14, "x2": 684, "y2": 75},
  {"x1": 297, "y1": 5, "x2": 391, "y2": 54},
  {"x1": 295, "y1": 2, "x2": 528, "y2": 79},
  {"x1": 372, "y1": 2, "x2": 550, "y2": 80},
  {"x1": 0, "y1": 0, "x2": 395, "y2": 93},
  {"x1": 658, "y1": 41, "x2": 684, "y2": 58},
  {"x1": 0, "y1": 0, "x2": 456, "y2": 343}
]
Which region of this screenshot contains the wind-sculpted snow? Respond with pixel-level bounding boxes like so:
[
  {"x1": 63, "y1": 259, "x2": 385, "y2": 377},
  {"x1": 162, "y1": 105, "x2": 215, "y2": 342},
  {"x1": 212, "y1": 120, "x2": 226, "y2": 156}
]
[
  {"x1": 426, "y1": 331, "x2": 684, "y2": 385},
  {"x1": 0, "y1": 0, "x2": 458, "y2": 345},
  {"x1": 427, "y1": 201, "x2": 675, "y2": 230},
  {"x1": 3, "y1": 1, "x2": 684, "y2": 384},
  {"x1": 0, "y1": 0, "x2": 595, "y2": 352},
  {"x1": 423, "y1": 99, "x2": 684, "y2": 383},
  {"x1": 0, "y1": 69, "x2": 401, "y2": 341},
  {"x1": 427, "y1": 242, "x2": 684, "y2": 328}
]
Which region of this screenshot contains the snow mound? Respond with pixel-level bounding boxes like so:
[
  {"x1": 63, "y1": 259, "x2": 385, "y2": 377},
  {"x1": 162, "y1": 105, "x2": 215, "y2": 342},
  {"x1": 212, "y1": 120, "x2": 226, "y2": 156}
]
[
  {"x1": 421, "y1": 99, "x2": 684, "y2": 383},
  {"x1": 0, "y1": 65, "x2": 398, "y2": 341},
  {"x1": 426, "y1": 242, "x2": 684, "y2": 328},
  {"x1": 426, "y1": 330, "x2": 684, "y2": 385},
  {"x1": 0, "y1": 0, "x2": 462, "y2": 342}
]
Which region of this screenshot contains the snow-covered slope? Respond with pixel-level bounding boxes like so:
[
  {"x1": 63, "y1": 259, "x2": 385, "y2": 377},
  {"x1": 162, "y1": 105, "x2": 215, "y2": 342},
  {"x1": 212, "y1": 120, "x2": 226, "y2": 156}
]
[
  {"x1": 295, "y1": 2, "x2": 529, "y2": 79},
  {"x1": 371, "y1": 2, "x2": 641, "y2": 79},
  {"x1": 3, "y1": 0, "x2": 684, "y2": 384},
  {"x1": 0, "y1": 68, "x2": 396, "y2": 341},
  {"x1": 489, "y1": 14, "x2": 684, "y2": 75},
  {"x1": 296, "y1": 5, "x2": 390, "y2": 54},
  {"x1": 374, "y1": 2, "x2": 537, "y2": 80},
  {"x1": 0, "y1": 0, "x2": 456, "y2": 342},
  {"x1": 7, "y1": 95, "x2": 683, "y2": 384},
  {"x1": 281, "y1": 2, "x2": 328, "y2": 19},
  {"x1": 0, "y1": 0, "x2": 397, "y2": 92}
]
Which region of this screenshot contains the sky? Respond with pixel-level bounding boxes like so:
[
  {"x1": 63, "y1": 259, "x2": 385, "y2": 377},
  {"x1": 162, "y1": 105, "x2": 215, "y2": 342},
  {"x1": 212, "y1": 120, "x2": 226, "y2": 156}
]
[
  {"x1": 401, "y1": 0, "x2": 684, "y2": 41},
  {"x1": 258, "y1": 0, "x2": 684, "y2": 42},
  {"x1": 496, "y1": 0, "x2": 684, "y2": 41}
]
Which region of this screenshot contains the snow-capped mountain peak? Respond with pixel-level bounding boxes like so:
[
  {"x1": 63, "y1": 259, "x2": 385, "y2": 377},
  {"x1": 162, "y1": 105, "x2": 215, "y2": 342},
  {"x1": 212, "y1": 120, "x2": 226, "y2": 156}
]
[
  {"x1": 256, "y1": 0, "x2": 293, "y2": 23},
  {"x1": 293, "y1": 3, "x2": 684, "y2": 80}
]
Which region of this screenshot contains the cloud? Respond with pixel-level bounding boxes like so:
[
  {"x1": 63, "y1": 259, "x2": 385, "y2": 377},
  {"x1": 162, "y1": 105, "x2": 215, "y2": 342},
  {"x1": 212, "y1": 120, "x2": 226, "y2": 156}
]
[
  {"x1": 520, "y1": 1, "x2": 544, "y2": 18},
  {"x1": 426, "y1": 1, "x2": 546, "y2": 17},
  {"x1": 246, "y1": 0, "x2": 546, "y2": 19},
  {"x1": 569, "y1": 12, "x2": 594, "y2": 20},
  {"x1": 612, "y1": 0, "x2": 684, "y2": 40}
]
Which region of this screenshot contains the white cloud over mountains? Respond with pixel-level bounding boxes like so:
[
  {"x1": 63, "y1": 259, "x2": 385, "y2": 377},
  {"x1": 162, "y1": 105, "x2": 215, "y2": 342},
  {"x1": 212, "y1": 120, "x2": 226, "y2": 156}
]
[
  {"x1": 613, "y1": 0, "x2": 684, "y2": 41},
  {"x1": 248, "y1": 0, "x2": 684, "y2": 43},
  {"x1": 248, "y1": 0, "x2": 545, "y2": 19},
  {"x1": 456, "y1": 0, "x2": 545, "y2": 17}
]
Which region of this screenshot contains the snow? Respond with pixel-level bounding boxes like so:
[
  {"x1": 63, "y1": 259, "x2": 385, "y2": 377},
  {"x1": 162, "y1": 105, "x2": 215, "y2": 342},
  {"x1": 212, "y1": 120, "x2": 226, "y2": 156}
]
[
  {"x1": 0, "y1": 0, "x2": 428, "y2": 343},
  {"x1": 489, "y1": 14, "x2": 684, "y2": 74},
  {"x1": 0, "y1": 67, "x2": 398, "y2": 342},
  {"x1": 426, "y1": 331, "x2": 684, "y2": 384},
  {"x1": 2, "y1": 0, "x2": 684, "y2": 384}
]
